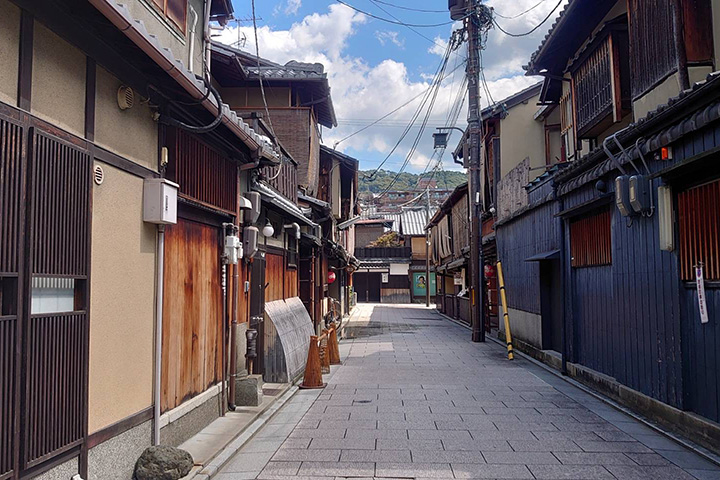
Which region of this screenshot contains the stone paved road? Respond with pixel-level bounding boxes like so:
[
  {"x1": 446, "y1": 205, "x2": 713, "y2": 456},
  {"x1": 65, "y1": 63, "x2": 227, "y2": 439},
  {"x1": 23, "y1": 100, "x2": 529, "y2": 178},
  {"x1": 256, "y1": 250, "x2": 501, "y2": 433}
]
[{"x1": 216, "y1": 304, "x2": 720, "y2": 479}]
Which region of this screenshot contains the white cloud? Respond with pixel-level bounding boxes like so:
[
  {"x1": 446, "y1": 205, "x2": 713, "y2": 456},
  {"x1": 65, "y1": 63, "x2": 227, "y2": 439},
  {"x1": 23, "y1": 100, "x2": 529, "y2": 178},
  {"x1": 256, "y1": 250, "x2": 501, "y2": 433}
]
[
  {"x1": 274, "y1": 0, "x2": 302, "y2": 16},
  {"x1": 216, "y1": 4, "x2": 548, "y2": 173},
  {"x1": 375, "y1": 30, "x2": 404, "y2": 49},
  {"x1": 428, "y1": 36, "x2": 448, "y2": 57}
]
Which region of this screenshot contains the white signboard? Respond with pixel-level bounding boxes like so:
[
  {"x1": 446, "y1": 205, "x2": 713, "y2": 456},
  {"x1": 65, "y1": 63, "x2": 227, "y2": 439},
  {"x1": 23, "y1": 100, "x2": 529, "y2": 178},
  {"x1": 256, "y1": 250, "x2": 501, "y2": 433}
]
[
  {"x1": 696, "y1": 265, "x2": 709, "y2": 324},
  {"x1": 454, "y1": 272, "x2": 463, "y2": 285},
  {"x1": 381, "y1": 272, "x2": 389, "y2": 283}
]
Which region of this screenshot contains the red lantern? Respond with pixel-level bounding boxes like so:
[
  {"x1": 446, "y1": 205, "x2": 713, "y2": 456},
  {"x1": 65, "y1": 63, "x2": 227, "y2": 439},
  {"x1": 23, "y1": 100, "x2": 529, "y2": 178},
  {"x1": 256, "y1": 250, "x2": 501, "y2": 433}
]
[
  {"x1": 328, "y1": 271, "x2": 336, "y2": 284},
  {"x1": 484, "y1": 264, "x2": 495, "y2": 279}
]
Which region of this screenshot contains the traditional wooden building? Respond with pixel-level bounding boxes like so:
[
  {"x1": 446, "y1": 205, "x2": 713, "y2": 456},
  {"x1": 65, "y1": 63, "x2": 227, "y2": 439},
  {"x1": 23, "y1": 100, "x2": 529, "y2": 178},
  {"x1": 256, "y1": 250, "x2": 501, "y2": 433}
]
[
  {"x1": 0, "y1": 0, "x2": 286, "y2": 478},
  {"x1": 495, "y1": 0, "x2": 720, "y2": 453}
]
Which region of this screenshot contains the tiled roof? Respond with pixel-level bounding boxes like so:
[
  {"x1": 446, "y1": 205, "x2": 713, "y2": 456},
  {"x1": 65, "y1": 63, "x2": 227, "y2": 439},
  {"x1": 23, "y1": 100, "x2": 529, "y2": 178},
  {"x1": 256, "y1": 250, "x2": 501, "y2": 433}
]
[
  {"x1": 91, "y1": 0, "x2": 278, "y2": 161},
  {"x1": 401, "y1": 209, "x2": 434, "y2": 237},
  {"x1": 555, "y1": 71, "x2": 720, "y2": 194}
]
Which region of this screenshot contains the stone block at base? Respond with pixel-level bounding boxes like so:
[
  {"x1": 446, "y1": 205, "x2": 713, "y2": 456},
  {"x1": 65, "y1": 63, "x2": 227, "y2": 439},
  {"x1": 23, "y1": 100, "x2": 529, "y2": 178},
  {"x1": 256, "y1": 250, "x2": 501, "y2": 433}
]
[{"x1": 235, "y1": 374, "x2": 263, "y2": 406}]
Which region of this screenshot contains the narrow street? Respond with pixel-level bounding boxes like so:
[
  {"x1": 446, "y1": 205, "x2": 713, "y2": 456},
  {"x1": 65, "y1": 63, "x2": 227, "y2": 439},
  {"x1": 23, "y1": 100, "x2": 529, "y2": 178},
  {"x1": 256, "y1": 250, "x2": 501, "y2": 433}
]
[{"x1": 216, "y1": 304, "x2": 720, "y2": 480}]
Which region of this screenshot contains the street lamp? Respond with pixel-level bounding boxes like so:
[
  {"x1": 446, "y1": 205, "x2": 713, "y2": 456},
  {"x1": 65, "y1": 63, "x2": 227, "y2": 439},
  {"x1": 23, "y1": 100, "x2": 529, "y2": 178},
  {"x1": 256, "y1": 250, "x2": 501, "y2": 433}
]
[{"x1": 433, "y1": 127, "x2": 466, "y2": 149}]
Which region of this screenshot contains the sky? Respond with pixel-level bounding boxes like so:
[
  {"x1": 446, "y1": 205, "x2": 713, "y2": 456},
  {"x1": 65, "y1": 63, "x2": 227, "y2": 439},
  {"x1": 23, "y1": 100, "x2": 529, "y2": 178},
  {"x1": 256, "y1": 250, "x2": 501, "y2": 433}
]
[{"x1": 217, "y1": 0, "x2": 567, "y2": 174}]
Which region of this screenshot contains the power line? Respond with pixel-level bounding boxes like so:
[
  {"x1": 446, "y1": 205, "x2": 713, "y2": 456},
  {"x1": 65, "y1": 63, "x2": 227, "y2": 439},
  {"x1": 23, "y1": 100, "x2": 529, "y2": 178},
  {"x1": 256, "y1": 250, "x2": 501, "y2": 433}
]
[
  {"x1": 371, "y1": 0, "x2": 447, "y2": 14},
  {"x1": 333, "y1": 60, "x2": 466, "y2": 147},
  {"x1": 491, "y1": 0, "x2": 563, "y2": 37},
  {"x1": 335, "y1": 0, "x2": 455, "y2": 27},
  {"x1": 492, "y1": 0, "x2": 549, "y2": 19}
]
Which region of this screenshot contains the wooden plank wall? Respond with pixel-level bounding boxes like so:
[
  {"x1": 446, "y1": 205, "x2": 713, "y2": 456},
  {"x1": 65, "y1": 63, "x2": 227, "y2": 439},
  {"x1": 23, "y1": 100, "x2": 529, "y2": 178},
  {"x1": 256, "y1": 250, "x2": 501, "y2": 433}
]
[
  {"x1": 265, "y1": 252, "x2": 298, "y2": 302},
  {"x1": 162, "y1": 219, "x2": 222, "y2": 412}
]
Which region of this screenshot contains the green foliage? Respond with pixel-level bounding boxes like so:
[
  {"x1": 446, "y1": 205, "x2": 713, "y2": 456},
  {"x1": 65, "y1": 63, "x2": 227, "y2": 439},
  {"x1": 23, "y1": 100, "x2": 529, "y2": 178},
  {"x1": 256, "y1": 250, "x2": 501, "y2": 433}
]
[
  {"x1": 368, "y1": 231, "x2": 403, "y2": 247},
  {"x1": 359, "y1": 169, "x2": 467, "y2": 193}
]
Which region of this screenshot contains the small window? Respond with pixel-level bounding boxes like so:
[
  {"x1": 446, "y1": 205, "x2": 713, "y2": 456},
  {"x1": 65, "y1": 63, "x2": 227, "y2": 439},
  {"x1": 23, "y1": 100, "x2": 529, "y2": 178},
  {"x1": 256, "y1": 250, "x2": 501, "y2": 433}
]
[
  {"x1": 678, "y1": 179, "x2": 720, "y2": 281},
  {"x1": 570, "y1": 209, "x2": 612, "y2": 267},
  {"x1": 287, "y1": 236, "x2": 298, "y2": 269},
  {"x1": 151, "y1": 0, "x2": 187, "y2": 33}
]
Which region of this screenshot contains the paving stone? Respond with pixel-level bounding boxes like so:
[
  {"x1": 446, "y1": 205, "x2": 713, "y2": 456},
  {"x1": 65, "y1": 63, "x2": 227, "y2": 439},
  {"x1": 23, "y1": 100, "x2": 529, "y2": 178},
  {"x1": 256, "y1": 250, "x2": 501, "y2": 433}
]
[
  {"x1": 339, "y1": 449, "x2": 412, "y2": 463},
  {"x1": 375, "y1": 462, "x2": 454, "y2": 478},
  {"x1": 271, "y1": 448, "x2": 341, "y2": 462},
  {"x1": 483, "y1": 451, "x2": 560, "y2": 464},
  {"x1": 297, "y1": 461, "x2": 375, "y2": 477},
  {"x1": 345, "y1": 428, "x2": 408, "y2": 439},
  {"x1": 655, "y1": 449, "x2": 720, "y2": 470},
  {"x1": 223, "y1": 451, "x2": 275, "y2": 472},
  {"x1": 528, "y1": 464, "x2": 615, "y2": 479},
  {"x1": 376, "y1": 438, "x2": 443, "y2": 450},
  {"x1": 442, "y1": 439, "x2": 513, "y2": 452},
  {"x1": 576, "y1": 440, "x2": 653, "y2": 453},
  {"x1": 450, "y1": 463, "x2": 534, "y2": 479},
  {"x1": 288, "y1": 428, "x2": 346, "y2": 439},
  {"x1": 407, "y1": 429, "x2": 472, "y2": 440},
  {"x1": 509, "y1": 440, "x2": 582, "y2": 452},
  {"x1": 605, "y1": 465, "x2": 698, "y2": 479},
  {"x1": 553, "y1": 451, "x2": 637, "y2": 465},
  {"x1": 624, "y1": 452, "x2": 672, "y2": 466},
  {"x1": 308, "y1": 438, "x2": 376, "y2": 450},
  {"x1": 258, "y1": 461, "x2": 301, "y2": 477},
  {"x1": 411, "y1": 450, "x2": 486, "y2": 464}
]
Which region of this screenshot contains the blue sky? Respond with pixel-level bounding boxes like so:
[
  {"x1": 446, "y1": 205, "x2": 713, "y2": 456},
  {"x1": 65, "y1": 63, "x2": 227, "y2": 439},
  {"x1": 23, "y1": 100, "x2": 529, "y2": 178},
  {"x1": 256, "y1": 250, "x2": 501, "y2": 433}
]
[{"x1": 221, "y1": 0, "x2": 565, "y2": 173}]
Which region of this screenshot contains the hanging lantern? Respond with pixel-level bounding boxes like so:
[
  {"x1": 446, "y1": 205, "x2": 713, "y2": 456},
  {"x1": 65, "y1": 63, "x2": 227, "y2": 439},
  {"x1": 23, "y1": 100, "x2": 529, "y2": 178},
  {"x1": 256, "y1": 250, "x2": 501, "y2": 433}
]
[
  {"x1": 484, "y1": 264, "x2": 495, "y2": 279},
  {"x1": 328, "y1": 271, "x2": 337, "y2": 284}
]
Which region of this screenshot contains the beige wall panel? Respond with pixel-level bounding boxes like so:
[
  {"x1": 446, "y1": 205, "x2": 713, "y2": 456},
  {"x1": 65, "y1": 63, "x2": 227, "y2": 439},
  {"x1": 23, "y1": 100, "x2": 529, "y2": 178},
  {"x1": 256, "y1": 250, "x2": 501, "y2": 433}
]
[
  {"x1": 123, "y1": 0, "x2": 204, "y2": 76},
  {"x1": 31, "y1": 22, "x2": 85, "y2": 137},
  {"x1": 0, "y1": 0, "x2": 19, "y2": 106},
  {"x1": 89, "y1": 164, "x2": 156, "y2": 433},
  {"x1": 499, "y1": 94, "x2": 544, "y2": 178},
  {"x1": 95, "y1": 67, "x2": 158, "y2": 171}
]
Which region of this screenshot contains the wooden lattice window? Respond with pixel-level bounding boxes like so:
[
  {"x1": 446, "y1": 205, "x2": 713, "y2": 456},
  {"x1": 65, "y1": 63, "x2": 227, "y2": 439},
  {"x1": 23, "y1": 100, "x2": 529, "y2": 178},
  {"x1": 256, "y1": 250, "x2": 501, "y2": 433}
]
[
  {"x1": 678, "y1": 179, "x2": 720, "y2": 281},
  {"x1": 570, "y1": 210, "x2": 612, "y2": 267},
  {"x1": 570, "y1": 26, "x2": 631, "y2": 139}
]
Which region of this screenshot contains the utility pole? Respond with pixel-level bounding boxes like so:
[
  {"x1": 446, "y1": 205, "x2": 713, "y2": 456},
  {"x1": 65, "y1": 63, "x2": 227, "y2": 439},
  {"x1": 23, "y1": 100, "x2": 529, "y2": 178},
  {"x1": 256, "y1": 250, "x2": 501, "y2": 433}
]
[
  {"x1": 425, "y1": 186, "x2": 431, "y2": 308},
  {"x1": 453, "y1": 0, "x2": 486, "y2": 342}
]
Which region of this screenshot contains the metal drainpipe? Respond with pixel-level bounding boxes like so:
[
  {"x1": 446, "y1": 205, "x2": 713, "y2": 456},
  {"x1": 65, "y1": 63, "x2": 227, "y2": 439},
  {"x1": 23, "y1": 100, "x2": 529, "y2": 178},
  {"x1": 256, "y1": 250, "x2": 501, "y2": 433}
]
[
  {"x1": 203, "y1": 0, "x2": 212, "y2": 74},
  {"x1": 554, "y1": 185, "x2": 568, "y2": 375},
  {"x1": 228, "y1": 256, "x2": 239, "y2": 411},
  {"x1": 153, "y1": 225, "x2": 166, "y2": 445},
  {"x1": 188, "y1": 6, "x2": 199, "y2": 73}
]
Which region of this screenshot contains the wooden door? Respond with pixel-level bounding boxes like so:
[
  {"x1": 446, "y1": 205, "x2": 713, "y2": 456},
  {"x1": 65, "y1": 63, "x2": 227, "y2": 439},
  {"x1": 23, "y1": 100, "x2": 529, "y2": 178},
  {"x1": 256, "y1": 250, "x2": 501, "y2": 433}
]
[
  {"x1": 248, "y1": 253, "x2": 266, "y2": 375},
  {"x1": 161, "y1": 218, "x2": 223, "y2": 412}
]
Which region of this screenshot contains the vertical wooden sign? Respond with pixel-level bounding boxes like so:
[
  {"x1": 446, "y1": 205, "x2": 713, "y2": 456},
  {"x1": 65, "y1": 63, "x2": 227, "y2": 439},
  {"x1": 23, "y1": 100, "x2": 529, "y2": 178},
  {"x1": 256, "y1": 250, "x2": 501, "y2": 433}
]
[{"x1": 696, "y1": 264, "x2": 709, "y2": 324}]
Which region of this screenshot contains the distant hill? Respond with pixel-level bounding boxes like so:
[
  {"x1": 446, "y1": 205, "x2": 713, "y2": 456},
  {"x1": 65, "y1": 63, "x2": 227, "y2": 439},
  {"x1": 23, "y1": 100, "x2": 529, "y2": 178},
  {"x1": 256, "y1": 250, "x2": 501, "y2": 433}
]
[{"x1": 359, "y1": 169, "x2": 466, "y2": 193}]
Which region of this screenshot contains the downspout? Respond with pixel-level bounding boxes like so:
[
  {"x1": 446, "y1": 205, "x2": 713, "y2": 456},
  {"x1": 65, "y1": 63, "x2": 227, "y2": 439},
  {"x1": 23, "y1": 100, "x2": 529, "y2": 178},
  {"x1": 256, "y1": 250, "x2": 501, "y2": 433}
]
[
  {"x1": 153, "y1": 225, "x2": 166, "y2": 445},
  {"x1": 188, "y1": 6, "x2": 199, "y2": 73},
  {"x1": 553, "y1": 185, "x2": 568, "y2": 375},
  {"x1": 228, "y1": 260, "x2": 239, "y2": 410},
  {"x1": 203, "y1": 0, "x2": 212, "y2": 76}
]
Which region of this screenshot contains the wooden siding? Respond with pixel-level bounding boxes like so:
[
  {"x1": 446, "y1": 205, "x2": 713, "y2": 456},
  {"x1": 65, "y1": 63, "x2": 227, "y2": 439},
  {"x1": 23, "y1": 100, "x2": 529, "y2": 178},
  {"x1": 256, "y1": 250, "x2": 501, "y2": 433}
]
[
  {"x1": 573, "y1": 35, "x2": 614, "y2": 135},
  {"x1": 262, "y1": 161, "x2": 298, "y2": 204},
  {"x1": 162, "y1": 219, "x2": 223, "y2": 412},
  {"x1": 678, "y1": 179, "x2": 720, "y2": 281},
  {"x1": 265, "y1": 252, "x2": 297, "y2": 302},
  {"x1": 628, "y1": 0, "x2": 677, "y2": 99},
  {"x1": 496, "y1": 201, "x2": 560, "y2": 315},
  {"x1": 451, "y1": 193, "x2": 469, "y2": 259},
  {"x1": 570, "y1": 209, "x2": 612, "y2": 267},
  {"x1": 168, "y1": 128, "x2": 237, "y2": 213}
]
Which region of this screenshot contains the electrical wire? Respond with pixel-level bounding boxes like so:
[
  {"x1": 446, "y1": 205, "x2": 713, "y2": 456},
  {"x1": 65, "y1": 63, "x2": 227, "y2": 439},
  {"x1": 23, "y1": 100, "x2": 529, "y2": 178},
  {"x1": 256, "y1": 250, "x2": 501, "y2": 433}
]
[
  {"x1": 371, "y1": 0, "x2": 446, "y2": 14},
  {"x1": 493, "y1": 0, "x2": 549, "y2": 19},
  {"x1": 335, "y1": 0, "x2": 454, "y2": 27},
  {"x1": 251, "y1": 0, "x2": 285, "y2": 181},
  {"x1": 333, "y1": 60, "x2": 466, "y2": 148},
  {"x1": 367, "y1": 0, "x2": 465, "y2": 60},
  {"x1": 491, "y1": 0, "x2": 564, "y2": 37}
]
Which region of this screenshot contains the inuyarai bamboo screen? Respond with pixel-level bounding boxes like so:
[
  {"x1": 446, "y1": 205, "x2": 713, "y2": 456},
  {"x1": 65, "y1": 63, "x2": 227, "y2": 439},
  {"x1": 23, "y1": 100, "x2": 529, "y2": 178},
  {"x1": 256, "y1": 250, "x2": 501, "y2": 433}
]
[{"x1": 570, "y1": 209, "x2": 612, "y2": 268}]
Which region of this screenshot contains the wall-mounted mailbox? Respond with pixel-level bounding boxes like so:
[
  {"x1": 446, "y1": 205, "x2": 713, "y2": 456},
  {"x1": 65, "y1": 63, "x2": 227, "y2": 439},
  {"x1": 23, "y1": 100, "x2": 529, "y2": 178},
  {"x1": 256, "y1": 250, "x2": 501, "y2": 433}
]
[{"x1": 143, "y1": 178, "x2": 178, "y2": 224}]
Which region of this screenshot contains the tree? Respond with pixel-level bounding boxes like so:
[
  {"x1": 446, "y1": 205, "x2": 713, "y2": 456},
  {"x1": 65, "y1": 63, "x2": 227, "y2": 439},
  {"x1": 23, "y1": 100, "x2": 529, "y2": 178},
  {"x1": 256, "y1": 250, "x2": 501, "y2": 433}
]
[{"x1": 368, "y1": 231, "x2": 403, "y2": 247}]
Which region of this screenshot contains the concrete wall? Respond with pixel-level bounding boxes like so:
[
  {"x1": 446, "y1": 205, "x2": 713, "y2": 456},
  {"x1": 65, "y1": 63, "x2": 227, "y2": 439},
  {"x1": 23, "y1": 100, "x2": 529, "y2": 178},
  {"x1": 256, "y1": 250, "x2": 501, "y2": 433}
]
[
  {"x1": 223, "y1": 87, "x2": 292, "y2": 108},
  {"x1": 632, "y1": 65, "x2": 712, "y2": 123},
  {"x1": 499, "y1": 93, "x2": 544, "y2": 178},
  {"x1": 34, "y1": 457, "x2": 78, "y2": 480},
  {"x1": 355, "y1": 225, "x2": 384, "y2": 247},
  {"x1": 31, "y1": 21, "x2": 86, "y2": 137},
  {"x1": 497, "y1": 157, "x2": 530, "y2": 222},
  {"x1": 123, "y1": 0, "x2": 205, "y2": 77},
  {"x1": 89, "y1": 164, "x2": 156, "y2": 433},
  {"x1": 0, "y1": 0, "x2": 19, "y2": 106},
  {"x1": 501, "y1": 307, "x2": 542, "y2": 349},
  {"x1": 95, "y1": 66, "x2": 159, "y2": 171},
  {"x1": 88, "y1": 420, "x2": 152, "y2": 480}
]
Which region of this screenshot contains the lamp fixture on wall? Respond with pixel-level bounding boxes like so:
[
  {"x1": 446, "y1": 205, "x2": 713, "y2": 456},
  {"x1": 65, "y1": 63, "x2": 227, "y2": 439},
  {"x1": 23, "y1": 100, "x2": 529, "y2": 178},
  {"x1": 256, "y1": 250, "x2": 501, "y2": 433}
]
[{"x1": 262, "y1": 220, "x2": 275, "y2": 237}]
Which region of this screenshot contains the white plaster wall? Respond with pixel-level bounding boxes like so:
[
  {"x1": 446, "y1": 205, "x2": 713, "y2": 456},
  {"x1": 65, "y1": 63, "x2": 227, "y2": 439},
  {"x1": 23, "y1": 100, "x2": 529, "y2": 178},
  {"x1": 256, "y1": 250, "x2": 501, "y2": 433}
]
[
  {"x1": 499, "y1": 94, "x2": 545, "y2": 178},
  {"x1": 31, "y1": 22, "x2": 86, "y2": 137},
  {"x1": 0, "y1": 0, "x2": 19, "y2": 106},
  {"x1": 501, "y1": 307, "x2": 542, "y2": 349}
]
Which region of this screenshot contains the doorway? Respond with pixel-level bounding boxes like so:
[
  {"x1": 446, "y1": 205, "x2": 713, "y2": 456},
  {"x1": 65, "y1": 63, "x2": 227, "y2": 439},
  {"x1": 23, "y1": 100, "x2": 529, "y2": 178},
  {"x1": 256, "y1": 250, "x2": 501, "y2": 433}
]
[{"x1": 540, "y1": 260, "x2": 563, "y2": 352}]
